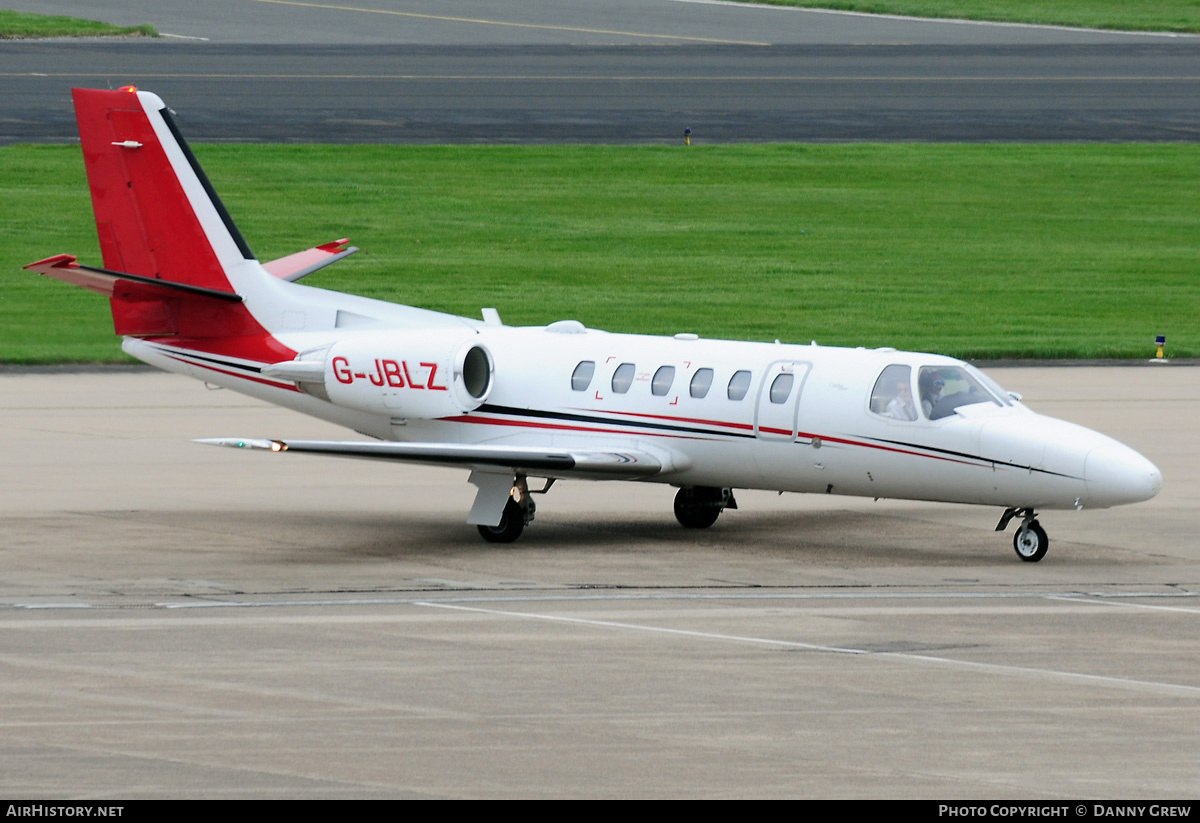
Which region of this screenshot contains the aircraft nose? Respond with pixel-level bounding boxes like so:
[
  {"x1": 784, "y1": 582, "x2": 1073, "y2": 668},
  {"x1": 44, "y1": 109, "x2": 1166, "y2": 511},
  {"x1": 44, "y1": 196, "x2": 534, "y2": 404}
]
[{"x1": 1084, "y1": 443, "x2": 1162, "y2": 507}]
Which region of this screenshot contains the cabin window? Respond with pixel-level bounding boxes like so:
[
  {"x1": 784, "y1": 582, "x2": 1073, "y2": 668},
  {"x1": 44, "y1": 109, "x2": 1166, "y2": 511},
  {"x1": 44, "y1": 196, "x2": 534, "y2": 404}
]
[
  {"x1": 727, "y1": 370, "x2": 751, "y2": 401},
  {"x1": 651, "y1": 366, "x2": 675, "y2": 397},
  {"x1": 612, "y1": 362, "x2": 635, "y2": 394},
  {"x1": 690, "y1": 368, "x2": 714, "y2": 399},
  {"x1": 571, "y1": 360, "x2": 595, "y2": 391},
  {"x1": 768, "y1": 373, "x2": 794, "y2": 404},
  {"x1": 918, "y1": 365, "x2": 1002, "y2": 420},
  {"x1": 871, "y1": 364, "x2": 917, "y2": 421}
]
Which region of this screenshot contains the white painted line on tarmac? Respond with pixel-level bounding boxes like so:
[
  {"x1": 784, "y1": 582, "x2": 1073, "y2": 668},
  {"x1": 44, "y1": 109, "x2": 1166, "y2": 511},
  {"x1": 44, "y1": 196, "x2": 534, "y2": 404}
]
[
  {"x1": 1049, "y1": 593, "x2": 1200, "y2": 614},
  {"x1": 417, "y1": 598, "x2": 1200, "y2": 698}
]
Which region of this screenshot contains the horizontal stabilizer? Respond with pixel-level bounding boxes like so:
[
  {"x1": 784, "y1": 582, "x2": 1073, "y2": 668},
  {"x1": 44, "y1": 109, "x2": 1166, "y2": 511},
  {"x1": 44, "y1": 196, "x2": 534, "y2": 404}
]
[
  {"x1": 262, "y1": 239, "x2": 359, "y2": 283},
  {"x1": 196, "y1": 438, "x2": 666, "y2": 478},
  {"x1": 24, "y1": 255, "x2": 242, "y2": 303}
]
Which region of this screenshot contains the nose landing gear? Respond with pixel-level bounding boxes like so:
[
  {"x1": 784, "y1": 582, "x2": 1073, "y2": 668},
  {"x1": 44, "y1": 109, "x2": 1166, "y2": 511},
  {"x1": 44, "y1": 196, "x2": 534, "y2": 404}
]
[{"x1": 996, "y1": 507, "x2": 1049, "y2": 562}]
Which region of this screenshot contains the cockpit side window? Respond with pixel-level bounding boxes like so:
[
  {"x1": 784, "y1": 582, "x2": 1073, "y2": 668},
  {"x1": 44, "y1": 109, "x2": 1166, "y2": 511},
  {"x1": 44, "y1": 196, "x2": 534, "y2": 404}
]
[
  {"x1": 871, "y1": 364, "x2": 917, "y2": 421},
  {"x1": 919, "y1": 365, "x2": 1002, "y2": 420}
]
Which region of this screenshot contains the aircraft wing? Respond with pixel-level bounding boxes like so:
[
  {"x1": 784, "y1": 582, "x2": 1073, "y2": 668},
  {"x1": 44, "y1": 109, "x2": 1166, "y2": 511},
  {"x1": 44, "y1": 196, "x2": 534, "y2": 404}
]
[{"x1": 196, "y1": 438, "x2": 668, "y2": 479}]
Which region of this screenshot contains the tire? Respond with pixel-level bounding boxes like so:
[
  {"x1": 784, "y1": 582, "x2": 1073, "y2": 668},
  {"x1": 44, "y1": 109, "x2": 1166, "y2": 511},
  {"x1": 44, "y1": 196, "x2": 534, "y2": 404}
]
[
  {"x1": 1013, "y1": 520, "x2": 1049, "y2": 562},
  {"x1": 478, "y1": 499, "x2": 525, "y2": 543},
  {"x1": 674, "y1": 487, "x2": 722, "y2": 529}
]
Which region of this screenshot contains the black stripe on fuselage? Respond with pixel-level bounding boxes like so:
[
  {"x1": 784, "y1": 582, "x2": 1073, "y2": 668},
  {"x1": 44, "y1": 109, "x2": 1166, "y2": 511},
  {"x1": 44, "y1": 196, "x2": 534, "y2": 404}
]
[
  {"x1": 145, "y1": 344, "x2": 264, "y2": 375},
  {"x1": 476, "y1": 403, "x2": 754, "y2": 440},
  {"x1": 859, "y1": 435, "x2": 1082, "y2": 480}
]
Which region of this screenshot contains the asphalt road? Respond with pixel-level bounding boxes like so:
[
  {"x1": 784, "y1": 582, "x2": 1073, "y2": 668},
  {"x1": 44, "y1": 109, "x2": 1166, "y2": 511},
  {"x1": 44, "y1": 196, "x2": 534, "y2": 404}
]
[
  {"x1": 1, "y1": 366, "x2": 1196, "y2": 798},
  {"x1": 3, "y1": 0, "x2": 1199, "y2": 143}
]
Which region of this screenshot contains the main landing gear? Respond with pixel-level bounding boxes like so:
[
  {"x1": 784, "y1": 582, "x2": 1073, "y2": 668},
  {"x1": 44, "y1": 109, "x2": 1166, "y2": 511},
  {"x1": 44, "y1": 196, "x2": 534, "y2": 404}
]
[
  {"x1": 674, "y1": 486, "x2": 738, "y2": 529},
  {"x1": 476, "y1": 475, "x2": 547, "y2": 544},
  {"x1": 477, "y1": 498, "x2": 528, "y2": 544},
  {"x1": 996, "y1": 507, "x2": 1049, "y2": 562},
  {"x1": 476, "y1": 480, "x2": 738, "y2": 542}
]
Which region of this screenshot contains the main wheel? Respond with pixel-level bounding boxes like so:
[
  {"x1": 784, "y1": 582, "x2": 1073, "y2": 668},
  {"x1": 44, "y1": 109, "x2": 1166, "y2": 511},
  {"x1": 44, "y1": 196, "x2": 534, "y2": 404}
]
[
  {"x1": 478, "y1": 499, "x2": 525, "y2": 543},
  {"x1": 674, "y1": 487, "x2": 722, "y2": 529},
  {"x1": 1013, "y1": 520, "x2": 1049, "y2": 562}
]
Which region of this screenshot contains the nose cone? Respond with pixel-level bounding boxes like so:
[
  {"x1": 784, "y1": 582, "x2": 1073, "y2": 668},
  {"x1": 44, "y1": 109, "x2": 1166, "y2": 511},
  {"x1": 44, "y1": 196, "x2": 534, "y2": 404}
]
[{"x1": 1084, "y1": 444, "x2": 1162, "y2": 507}]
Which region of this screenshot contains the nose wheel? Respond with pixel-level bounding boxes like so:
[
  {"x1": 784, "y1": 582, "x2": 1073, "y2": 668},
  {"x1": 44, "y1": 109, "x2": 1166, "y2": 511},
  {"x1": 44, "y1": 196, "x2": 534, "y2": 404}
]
[
  {"x1": 997, "y1": 507, "x2": 1050, "y2": 562},
  {"x1": 1012, "y1": 520, "x2": 1049, "y2": 562}
]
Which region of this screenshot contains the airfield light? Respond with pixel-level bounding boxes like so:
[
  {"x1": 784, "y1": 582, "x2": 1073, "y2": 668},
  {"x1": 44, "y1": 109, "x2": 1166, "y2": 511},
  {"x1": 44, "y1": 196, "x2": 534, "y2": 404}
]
[
  {"x1": 1155, "y1": 334, "x2": 1166, "y2": 359},
  {"x1": 684, "y1": 127, "x2": 692, "y2": 146}
]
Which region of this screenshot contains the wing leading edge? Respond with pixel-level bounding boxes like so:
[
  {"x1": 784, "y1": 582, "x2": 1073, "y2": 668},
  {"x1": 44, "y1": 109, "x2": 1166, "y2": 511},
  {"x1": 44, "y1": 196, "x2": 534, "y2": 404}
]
[{"x1": 195, "y1": 438, "x2": 668, "y2": 479}]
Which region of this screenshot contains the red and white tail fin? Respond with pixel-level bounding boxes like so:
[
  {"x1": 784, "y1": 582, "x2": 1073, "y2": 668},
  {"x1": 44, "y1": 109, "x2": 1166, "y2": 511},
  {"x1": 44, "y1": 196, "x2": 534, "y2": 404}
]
[
  {"x1": 72, "y1": 86, "x2": 254, "y2": 294},
  {"x1": 31, "y1": 87, "x2": 294, "y2": 363}
]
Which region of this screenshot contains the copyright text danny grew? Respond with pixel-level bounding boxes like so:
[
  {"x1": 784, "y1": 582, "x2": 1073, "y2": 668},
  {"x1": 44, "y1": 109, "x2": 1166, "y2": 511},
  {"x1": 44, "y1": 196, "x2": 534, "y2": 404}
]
[{"x1": 938, "y1": 808, "x2": 1192, "y2": 818}]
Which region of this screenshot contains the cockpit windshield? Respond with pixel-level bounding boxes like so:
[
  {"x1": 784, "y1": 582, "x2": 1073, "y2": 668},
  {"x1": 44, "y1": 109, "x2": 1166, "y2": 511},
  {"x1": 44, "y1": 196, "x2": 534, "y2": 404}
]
[
  {"x1": 964, "y1": 364, "x2": 1014, "y2": 408},
  {"x1": 918, "y1": 365, "x2": 1006, "y2": 420}
]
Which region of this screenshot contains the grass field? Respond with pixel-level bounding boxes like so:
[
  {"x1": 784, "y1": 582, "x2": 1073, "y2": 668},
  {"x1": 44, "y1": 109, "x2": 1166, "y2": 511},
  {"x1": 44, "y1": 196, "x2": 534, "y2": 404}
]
[
  {"x1": 744, "y1": 1, "x2": 1200, "y2": 33},
  {"x1": 0, "y1": 10, "x2": 155, "y2": 39},
  {"x1": 6, "y1": 143, "x2": 1197, "y2": 363}
]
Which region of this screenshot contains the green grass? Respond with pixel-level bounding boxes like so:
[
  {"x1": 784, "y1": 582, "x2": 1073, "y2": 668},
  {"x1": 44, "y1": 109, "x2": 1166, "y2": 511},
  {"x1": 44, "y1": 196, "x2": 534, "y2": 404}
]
[
  {"x1": 0, "y1": 10, "x2": 155, "y2": 39},
  {"x1": 740, "y1": 1, "x2": 1200, "y2": 33},
  {"x1": 5, "y1": 143, "x2": 1197, "y2": 363}
]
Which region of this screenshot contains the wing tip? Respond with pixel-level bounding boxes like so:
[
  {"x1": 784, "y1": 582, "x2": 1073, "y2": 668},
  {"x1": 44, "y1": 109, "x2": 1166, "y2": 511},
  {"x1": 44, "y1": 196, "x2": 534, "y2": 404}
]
[
  {"x1": 195, "y1": 437, "x2": 287, "y2": 451},
  {"x1": 24, "y1": 254, "x2": 79, "y2": 273}
]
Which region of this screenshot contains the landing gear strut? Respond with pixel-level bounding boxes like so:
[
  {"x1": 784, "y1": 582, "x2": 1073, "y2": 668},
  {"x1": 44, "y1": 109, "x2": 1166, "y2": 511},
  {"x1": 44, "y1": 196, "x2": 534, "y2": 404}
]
[
  {"x1": 996, "y1": 507, "x2": 1049, "y2": 562},
  {"x1": 674, "y1": 486, "x2": 737, "y2": 529}
]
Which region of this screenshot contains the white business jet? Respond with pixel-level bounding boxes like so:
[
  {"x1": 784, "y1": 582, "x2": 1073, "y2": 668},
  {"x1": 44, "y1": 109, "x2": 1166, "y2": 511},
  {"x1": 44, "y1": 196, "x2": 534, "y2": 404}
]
[{"x1": 26, "y1": 88, "x2": 1162, "y2": 560}]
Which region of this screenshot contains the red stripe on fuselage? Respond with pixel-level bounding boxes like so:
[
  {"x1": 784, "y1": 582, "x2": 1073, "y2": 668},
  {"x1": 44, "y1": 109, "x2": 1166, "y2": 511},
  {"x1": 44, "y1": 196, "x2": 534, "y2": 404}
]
[
  {"x1": 161, "y1": 353, "x2": 301, "y2": 393},
  {"x1": 577, "y1": 408, "x2": 754, "y2": 432},
  {"x1": 553, "y1": 407, "x2": 988, "y2": 468},
  {"x1": 451, "y1": 414, "x2": 712, "y2": 441}
]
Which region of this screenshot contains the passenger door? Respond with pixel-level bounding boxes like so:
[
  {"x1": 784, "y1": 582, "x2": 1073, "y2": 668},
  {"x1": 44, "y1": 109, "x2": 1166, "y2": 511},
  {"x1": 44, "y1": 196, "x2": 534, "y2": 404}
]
[{"x1": 754, "y1": 360, "x2": 811, "y2": 441}]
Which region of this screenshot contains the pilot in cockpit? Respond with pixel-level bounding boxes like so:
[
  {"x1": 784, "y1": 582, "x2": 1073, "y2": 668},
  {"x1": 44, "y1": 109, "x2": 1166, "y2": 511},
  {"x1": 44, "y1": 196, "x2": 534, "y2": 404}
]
[{"x1": 920, "y1": 371, "x2": 945, "y2": 418}]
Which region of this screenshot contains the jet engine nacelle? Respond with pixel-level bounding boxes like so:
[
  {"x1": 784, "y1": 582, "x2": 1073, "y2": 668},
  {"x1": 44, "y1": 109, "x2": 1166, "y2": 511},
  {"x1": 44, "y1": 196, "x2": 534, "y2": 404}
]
[{"x1": 278, "y1": 330, "x2": 494, "y2": 419}]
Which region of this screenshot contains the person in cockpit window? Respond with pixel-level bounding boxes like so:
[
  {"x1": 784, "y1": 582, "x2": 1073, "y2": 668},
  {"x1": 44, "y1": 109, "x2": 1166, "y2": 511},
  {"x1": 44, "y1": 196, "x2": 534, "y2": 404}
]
[
  {"x1": 886, "y1": 379, "x2": 918, "y2": 421},
  {"x1": 920, "y1": 371, "x2": 945, "y2": 418}
]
